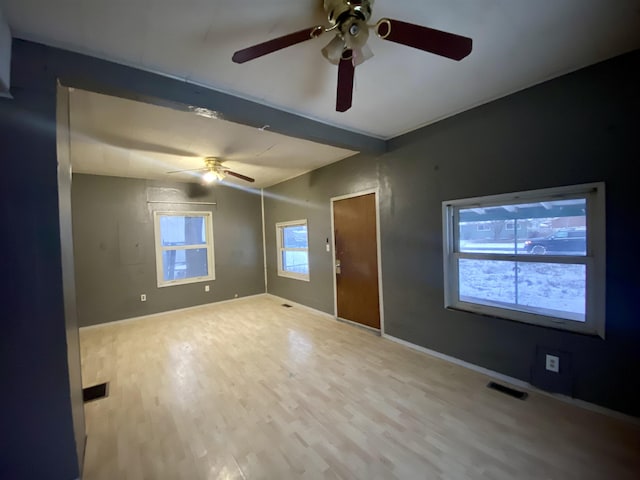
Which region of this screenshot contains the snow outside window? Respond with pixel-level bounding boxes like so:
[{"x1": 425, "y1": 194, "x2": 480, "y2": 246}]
[
  {"x1": 442, "y1": 183, "x2": 606, "y2": 337},
  {"x1": 276, "y1": 220, "x2": 310, "y2": 281},
  {"x1": 153, "y1": 211, "x2": 215, "y2": 287}
]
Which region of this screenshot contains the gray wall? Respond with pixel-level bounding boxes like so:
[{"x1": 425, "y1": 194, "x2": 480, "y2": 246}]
[
  {"x1": 72, "y1": 174, "x2": 265, "y2": 327},
  {"x1": 265, "y1": 50, "x2": 640, "y2": 417},
  {"x1": 264, "y1": 155, "x2": 382, "y2": 312},
  {"x1": 0, "y1": 77, "x2": 80, "y2": 479}
]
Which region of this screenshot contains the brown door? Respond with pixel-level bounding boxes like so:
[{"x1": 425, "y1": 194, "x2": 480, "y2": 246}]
[{"x1": 333, "y1": 193, "x2": 380, "y2": 329}]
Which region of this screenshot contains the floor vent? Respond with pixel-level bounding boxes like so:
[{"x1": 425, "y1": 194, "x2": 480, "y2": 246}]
[
  {"x1": 282, "y1": 304, "x2": 293, "y2": 308},
  {"x1": 83, "y1": 382, "x2": 109, "y2": 403},
  {"x1": 487, "y1": 381, "x2": 528, "y2": 400}
]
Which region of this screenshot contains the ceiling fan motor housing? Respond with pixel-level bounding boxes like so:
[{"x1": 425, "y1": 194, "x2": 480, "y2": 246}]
[{"x1": 324, "y1": 0, "x2": 373, "y2": 26}]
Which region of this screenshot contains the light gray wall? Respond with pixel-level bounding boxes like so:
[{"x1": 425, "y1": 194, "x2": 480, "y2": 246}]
[
  {"x1": 72, "y1": 174, "x2": 265, "y2": 327},
  {"x1": 265, "y1": 50, "x2": 640, "y2": 417}
]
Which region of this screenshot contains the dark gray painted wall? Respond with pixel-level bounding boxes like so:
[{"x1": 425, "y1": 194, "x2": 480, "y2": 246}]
[
  {"x1": 72, "y1": 174, "x2": 264, "y2": 327},
  {"x1": 265, "y1": 50, "x2": 640, "y2": 417},
  {"x1": 0, "y1": 82, "x2": 79, "y2": 478}
]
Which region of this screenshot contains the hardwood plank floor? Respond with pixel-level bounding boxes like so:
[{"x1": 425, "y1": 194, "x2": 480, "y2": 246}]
[{"x1": 80, "y1": 295, "x2": 639, "y2": 480}]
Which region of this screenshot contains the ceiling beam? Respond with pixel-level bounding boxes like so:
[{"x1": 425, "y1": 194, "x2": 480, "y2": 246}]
[{"x1": 12, "y1": 39, "x2": 387, "y2": 155}]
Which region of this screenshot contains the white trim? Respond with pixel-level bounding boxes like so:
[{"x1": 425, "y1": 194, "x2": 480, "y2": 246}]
[
  {"x1": 275, "y1": 219, "x2": 310, "y2": 282},
  {"x1": 266, "y1": 294, "x2": 381, "y2": 335},
  {"x1": 261, "y1": 188, "x2": 268, "y2": 292},
  {"x1": 265, "y1": 294, "x2": 335, "y2": 320},
  {"x1": 383, "y1": 333, "x2": 640, "y2": 426},
  {"x1": 336, "y1": 316, "x2": 382, "y2": 335},
  {"x1": 330, "y1": 188, "x2": 385, "y2": 334},
  {"x1": 79, "y1": 294, "x2": 268, "y2": 331},
  {"x1": 153, "y1": 211, "x2": 215, "y2": 288}
]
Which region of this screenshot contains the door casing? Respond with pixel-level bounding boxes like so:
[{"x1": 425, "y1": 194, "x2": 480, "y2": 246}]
[{"x1": 330, "y1": 188, "x2": 385, "y2": 334}]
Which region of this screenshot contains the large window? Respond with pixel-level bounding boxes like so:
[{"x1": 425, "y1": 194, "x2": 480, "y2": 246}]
[
  {"x1": 276, "y1": 220, "x2": 309, "y2": 281},
  {"x1": 153, "y1": 211, "x2": 215, "y2": 287},
  {"x1": 442, "y1": 183, "x2": 605, "y2": 337}
]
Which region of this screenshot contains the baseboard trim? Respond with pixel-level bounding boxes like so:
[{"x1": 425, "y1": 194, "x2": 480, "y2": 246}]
[
  {"x1": 335, "y1": 316, "x2": 381, "y2": 335},
  {"x1": 265, "y1": 294, "x2": 335, "y2": 320},
  {"x1": 265, "y1": 295, "x2": 382, "y2": 338},
  {"x1": 79, "y1": 293, "x2": 268, "y2": 331},
  {"x1": 383, "y1": 333, "x2": 640, "y2": 426}
]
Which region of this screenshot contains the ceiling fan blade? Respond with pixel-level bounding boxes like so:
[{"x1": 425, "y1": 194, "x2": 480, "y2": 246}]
[
  {"x1": 223, "y1": 170, "x2": 255, "y2": 183},
  {"x1": 336, "y1": 50, "x2": 355, "y2": 112},
  {"x1": 375, "y1": 18, "x2": 472, "y2": 61},
  {"x1": 232, "y1": 26, "x2": 324, "y2": 64},
  {"x1": 166, "y1": 167, "x2": 207, "y2": 174}
]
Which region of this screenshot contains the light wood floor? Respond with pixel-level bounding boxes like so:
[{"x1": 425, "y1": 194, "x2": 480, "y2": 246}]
[{"x1": 80, "y1": 295, "x2": 639, "y2": 480}]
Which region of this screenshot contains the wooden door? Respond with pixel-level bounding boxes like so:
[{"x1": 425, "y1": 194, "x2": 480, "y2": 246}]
[{"x1": 333, "y1": 193, "x2": 380, "y2": 329}]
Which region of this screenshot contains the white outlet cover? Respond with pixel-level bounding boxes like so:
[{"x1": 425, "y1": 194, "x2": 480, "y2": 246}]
[
  {"x1": 545, "y1": 354, "x2": 560, "y2": 373},
  {"x1": 205, "y1": 285, "x2": 210, "y2": 292}
]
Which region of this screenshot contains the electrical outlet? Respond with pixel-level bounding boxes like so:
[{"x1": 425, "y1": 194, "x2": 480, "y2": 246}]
[
  {"x1": 140, "y1": 294, "x2": 147, "y2": 302},
  {"x1": 545, "y1": 354, "x2": 559, "y2": 373},
  {"x1": 205, "y1": 285, "x2": 210, "y2": 292},
  {"x1": 234, "y1": 293, "x2": 238, "y2": 298}
]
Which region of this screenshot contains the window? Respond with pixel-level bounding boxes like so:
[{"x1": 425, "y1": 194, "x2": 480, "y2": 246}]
[
  {"x1": 276, "y1": 220, "x2": 309, "y2": 281},
  {"x1": 442, "y1": 183, "x2": 605, "y2": 337},
  {"x1": 153, "y1": 211, "x2": 215, "y2": 287}
]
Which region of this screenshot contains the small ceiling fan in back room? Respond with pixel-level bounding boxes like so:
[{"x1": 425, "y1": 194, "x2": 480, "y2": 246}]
[
  {"x1": 232, "y1": 0, "x2": 473, "y2": 112},
  {"x1": 167, "y1": 157, "x2": 255, "y2": 184}
]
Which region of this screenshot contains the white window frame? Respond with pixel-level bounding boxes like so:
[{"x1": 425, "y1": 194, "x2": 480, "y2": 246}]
[
  {"x1": 276, "y1": 219, "x2": 310, "y2": 281},
  {"x1": 442, "y1": 182, "x2": 606, "y2": 337},
  {"x1": 153, "y1": 211, "x2": 215, "y2": 288}
]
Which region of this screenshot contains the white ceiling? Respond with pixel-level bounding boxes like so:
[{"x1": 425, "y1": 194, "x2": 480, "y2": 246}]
[
  {"x1": 69, "y1": 88, "x2": 356, "y2": 188},
  {"x1": 3, "y1": 0, "x2": 639, "y2": 140}
]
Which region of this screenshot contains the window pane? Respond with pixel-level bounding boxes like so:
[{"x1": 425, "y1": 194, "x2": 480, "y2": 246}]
[
  {"x1": 282, "y1": 250, "x2": 309, "y2": 275},
  {"x1": 160, "y1": 216, "x2": 207, "y2": 246},
  {"x1": 517, "y1": 263, "x2": 585, "y2": 321},
  {"x1": 459, "y1": 259, "x2": 516, "y2": 305},
  {"x1": 459, "y1": 259, "x2": 585, "y2": 322},
  {"x1": 458, "y1": 199, "x2": 586, "y2": 256},
  {"x1": 283, "y1": 225, "x2": 308, "y2": 248},
  {"x1": 163, "y1": 248, "x2": 208, "y2": 281}
]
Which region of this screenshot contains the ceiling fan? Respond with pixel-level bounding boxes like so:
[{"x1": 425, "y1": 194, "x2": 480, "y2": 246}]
[
  {"x1": 167, "y1": 157, "x2": 255, "y2": 184},
  {"x1": 232, "y1": 0, "x2": 473, "y2": 112}
]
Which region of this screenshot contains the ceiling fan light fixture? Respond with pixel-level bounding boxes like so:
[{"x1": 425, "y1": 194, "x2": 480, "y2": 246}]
[
  {"x1": 321, "y1": 35, "x2": 346, "y2": 65},
  {"x1": 202, "y1": 171, "x2": 217, "y2": 184},
  {"x1": 353, "y1": 43, "x2": 374, "y2": 66}
]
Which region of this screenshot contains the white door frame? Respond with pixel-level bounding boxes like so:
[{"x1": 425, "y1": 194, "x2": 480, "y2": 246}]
[{"x1": 330, "y1": 188, "x2": 385, "y2": 334}]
